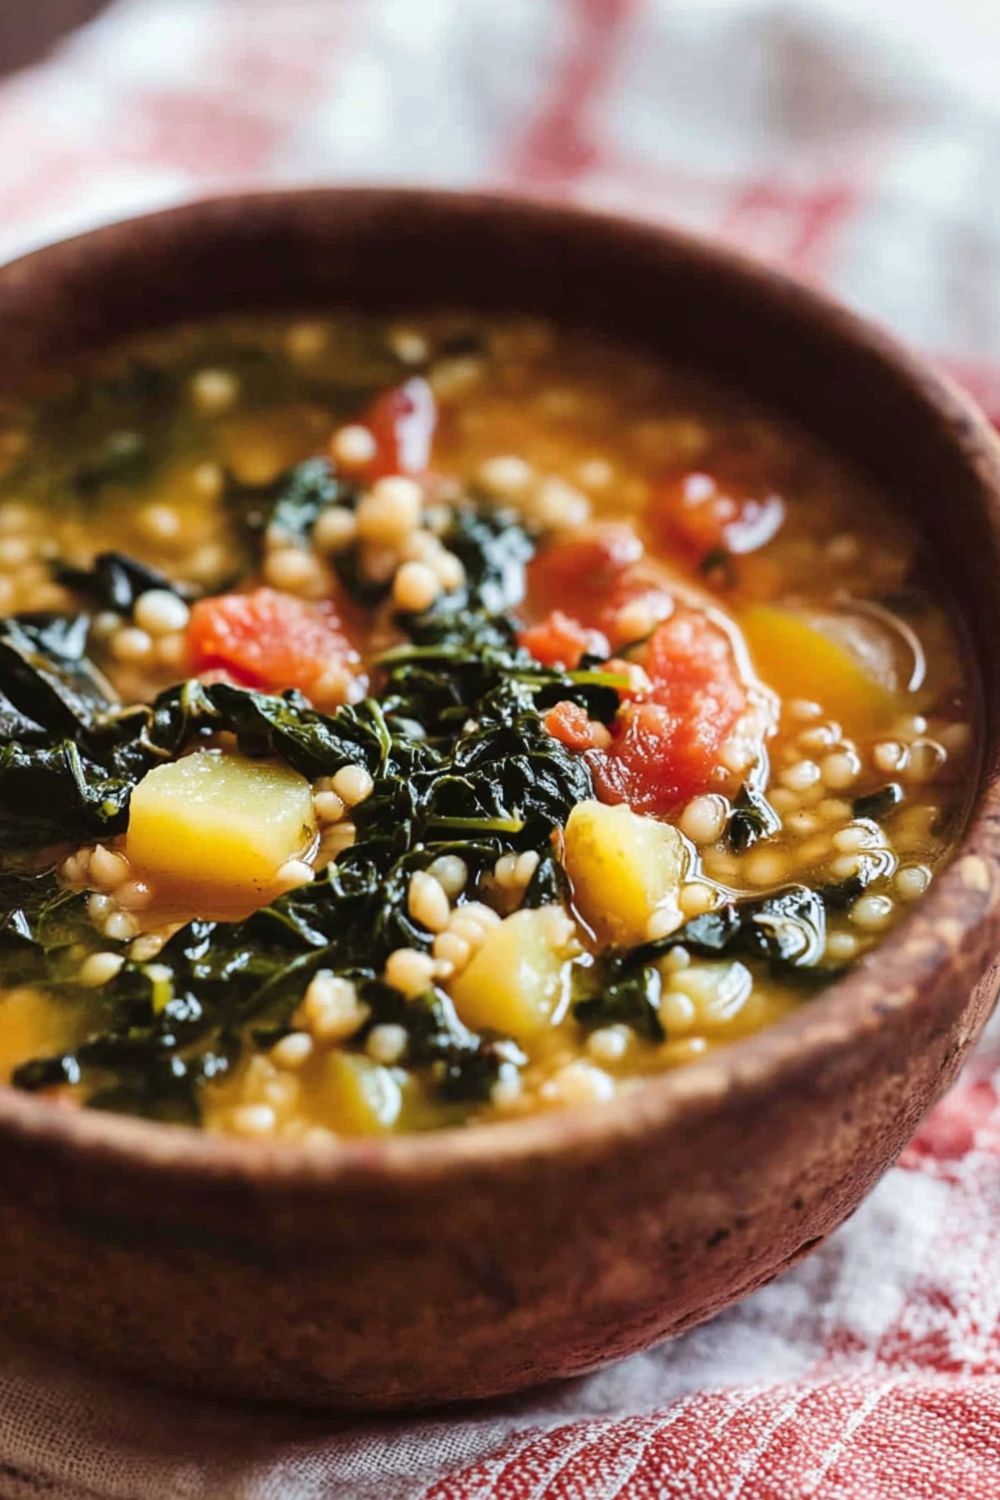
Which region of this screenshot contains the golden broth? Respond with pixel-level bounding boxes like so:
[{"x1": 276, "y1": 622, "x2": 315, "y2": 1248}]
[{"x1": 0, "y1": 313, "x2": 976, "y2": 1138}]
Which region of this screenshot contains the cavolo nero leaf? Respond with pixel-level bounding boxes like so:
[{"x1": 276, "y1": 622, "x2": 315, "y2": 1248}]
[
  {"x1": 228, "y1": 456, "x2": 358, "y2": 547},
  {"x1": 55, "y1": 551, "x2": 194, "y2": 616},
  {"x1": 725, "y1": 782, "x2": 782, "y2": 853},
  {"x1": 573, "y1": 886, "x2": 835, "y2": 1037},
  {"x1": 0, "y1": 613, "x2": 117, "y2": 735},
  {"x1": 574, "y1": 963, "x2": 665, "y2": 1041},
  {"x1": 633, "y1": 885, "x2": 829, "y2": 971}
]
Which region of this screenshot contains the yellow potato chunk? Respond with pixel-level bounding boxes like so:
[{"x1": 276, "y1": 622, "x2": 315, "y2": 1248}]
[
  {"x1": 126, "y1": 750, "x2": 315, "y2": 901},
  {"x1": 305, "y1": 1051, "x2": 403, "y2": 1135},
  {"x1": 449, "y1": 906, "x2": 579, "y2": 1039},
  {"x1": 564, "y1": 799, "x2": 688, "y2": 945},
  {"x1": 740, "y1": 605, "x2": 900, "y2": 731},
  {"x1": 0, "y1": 988, "x2": 87, "y2": 1084}
]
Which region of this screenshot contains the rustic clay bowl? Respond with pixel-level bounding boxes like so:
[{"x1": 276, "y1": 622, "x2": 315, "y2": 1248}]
[{"x1": 0, "y1": 190, "x2": 999, "y2": 1412}]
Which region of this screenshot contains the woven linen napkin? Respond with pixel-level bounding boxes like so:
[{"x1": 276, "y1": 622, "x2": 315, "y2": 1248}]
[{"x1": 1, "y1": 1, "x2": 1000, "y2": 1494}]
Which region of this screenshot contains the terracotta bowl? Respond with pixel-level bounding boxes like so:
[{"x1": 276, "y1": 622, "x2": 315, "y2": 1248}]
[{"x1": 0, "y1": 189, "x2": 999, "y2": 1412}]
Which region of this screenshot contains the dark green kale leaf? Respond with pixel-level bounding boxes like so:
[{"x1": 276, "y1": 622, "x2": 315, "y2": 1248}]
[
  {"x1": 577, "y1": 885, "x2": 832, "y2": 1041},
  {"x1": 521, "y1": 850, "x2": 571, "y2": 908},
  {"x1": 226, "y1": 457, "x2": 361, "y2": 584},
  {"x1": 819, "y1": 846, "x2": 896, "y2": 909},
  {"x1": 0, "y1": 867, "x2": 93, "y2": 964},
  {"x1": 203, "y1": 683, "x2": 399, "y2": 780},
  {"x1": 358, "y1": 981, "x2": 525, "y2": 1103},
  {"x1": 726, "y1": 782, "x2": 782, "y2": 853},
  {"x1": 437, "y1": 506, "x2": 534, "y2": 616},
  {"x1": 852, "y1": 783, "x2": 903, "y2": 821},
  {"x1": 54, "y1": 551, "x2": 194, "y2": 616},
  {"x1": 0, "y1": 739, "x2": 132, "y2": 845},
  {"x1": 269, "y1": 457, "x2": 351, "y2": 541},
  {"x1": 0, "y1": 613, "x2": 117, "y2": 735},
  {"x1": 643, "y1": 886, "x2": 827, "y2": 970},
  {"x1": 574, "y1": 962, "x2": 664, "y2": 1041}
]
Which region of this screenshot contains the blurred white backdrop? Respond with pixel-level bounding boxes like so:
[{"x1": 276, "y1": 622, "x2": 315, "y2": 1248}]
[{"x1": 0, "y1": 0, "x2": 997, "y2": 378}]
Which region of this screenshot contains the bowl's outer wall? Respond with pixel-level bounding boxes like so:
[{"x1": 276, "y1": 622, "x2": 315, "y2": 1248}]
[{"x1": 0, "y1": 191, "x2": 999, "y2": 1409}]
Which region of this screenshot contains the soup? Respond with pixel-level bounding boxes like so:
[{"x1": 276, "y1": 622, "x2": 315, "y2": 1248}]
[{"x1": 0, "y1": 313, "x2": 976, "y2": 1138}]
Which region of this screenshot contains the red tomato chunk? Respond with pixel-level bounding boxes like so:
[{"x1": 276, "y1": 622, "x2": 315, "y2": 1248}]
[
  {"x1": 544, "y1": 700, "x2": 610, "y2": 752},
  {"x1": 526, "y1": 525, "x2": 673, "y2": 645},
  {"x1": 519, "y1": 610, "x2": 610, "y2": 669},
  {"x1": 653, "y1": 470, "x2": 785, "y2": 561},
  {"x1": 587, "y1": 611, "x2": 748, "y2": 813},
  {"x1": 362, "y1": 377, "x2": 437, "y2": 480},
  {"x1": 188, "y1": 587, "x2": 361, "y2": 704}
]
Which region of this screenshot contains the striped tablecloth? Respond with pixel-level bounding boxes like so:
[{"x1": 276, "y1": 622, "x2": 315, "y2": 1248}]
[{"x1": 1, "y1": 2, "x2": 1000, "y2": 1495}]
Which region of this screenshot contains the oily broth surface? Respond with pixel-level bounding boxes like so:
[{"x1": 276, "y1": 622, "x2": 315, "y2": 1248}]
[{"x1": 0, "y1": 312, "x2": 976, "y2": 1137}]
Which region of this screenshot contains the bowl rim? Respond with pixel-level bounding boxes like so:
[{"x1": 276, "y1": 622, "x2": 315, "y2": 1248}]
[{"x1": 2, "y1": 182, "x2": 999, "y2": 1188}]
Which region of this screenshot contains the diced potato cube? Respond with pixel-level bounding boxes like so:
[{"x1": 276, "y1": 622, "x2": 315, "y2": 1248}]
[
  {"x1": 306, "y1": 1051, "x2": 403, "y2": 1135},
  {"x1": 449, "y1": 906, "x2": 579, "y2": 1039},
  {"x1": 127, "y1": 750, "x2": 315, "y2": 901},
  {"x1": 564, "y1": 799, "x2": 688, "y2": 945},
  {"x1": 740, "y1": 605, "x2": 900, "y2": 731}
]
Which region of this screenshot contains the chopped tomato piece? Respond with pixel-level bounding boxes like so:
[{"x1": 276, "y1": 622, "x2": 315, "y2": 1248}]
[
  {"x1": 188, "y1": 587, "x2": 362, "y2": 706},
  {"x1": 653, "y1": 470, "x2": 785, "y2": 561},
  {"x1": 526, "y1": 524, "x2": 673, "y2": 645},
  {"x1": 362, "y1": 377, "x2": 437, "y2": 480},
  {"x1": 519, "y1": 610, "x2": 610, "y2": 669},
  {"x1": 587, "y1": 610, "x2": 748, "y2": 813},
  {"x1": 544, "y1": 701, "x2": 610, "y2": 752}
]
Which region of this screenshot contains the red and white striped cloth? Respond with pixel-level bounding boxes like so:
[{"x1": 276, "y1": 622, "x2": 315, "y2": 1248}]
[{"x1": 2, "y1": 2, "x2": 1000, "y2": 1495}]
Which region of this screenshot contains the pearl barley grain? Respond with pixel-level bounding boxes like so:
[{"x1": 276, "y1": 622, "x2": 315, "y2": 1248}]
[
  {"x1": 821, "y1": 750, "x2": 860, "y2": 790},
  {"x1": 895, "y1": 865, "x2": 931, "y2": 902},
  {"x1": 679, "y1": 794, "x2": 728, "y2": 846},
  {"x1": 103, "y1": 910, "x2": 139, "y2": 942},
  {"x1": 138, "y1": 503, "x2": 181, "y2": 544},
  {"x1": 873, "y1": 740, "x2": 908, "y2": 774},
  {"x1": 357, "y1": 476, "x2": 422, "y2": 544},
  {"x1": 232, "y1": 1105, "x2": 277, "y2": 1138},
  {"x1": 313, "y1": 506, "x2": 357, "y2": 554},
  {"x1": 190, "y1": 368, "x2": 239, "y2": 414},
  {"x1": 826, "y1": 932, "x2": 859, "y2": 962},
  {"x1": 393, "y1": 560, "x2": 440, "y2": 613},
  {"x1": 111, "y1": 626, "x2": 154, "y2": 665},
  {"x1": 587, "y1": 1026, "x2": 629, "y2": 1063},
  {"x1": 264, "y1": 546, "x2": 324, "y2": 595},
  {"x1": 273, "y1": 859, "x2": 315, "y2": 893},
  {"x1": 89, "y1": 844, "x2": 130, "y2": 889},
  {"x1": 477, "y1": 455, "x2": 533, "y2": 499},
  {"x1": 408, "y1": 871, "x2": 451, "y2": 933},
  {"x1": 780, "y1": 759, "x2": 821, "y2": 792},
  {"x1": 385, "y1": 947, "x2": 435, "y2": 998},
  {"x1": 314, "y1": 790, "x2": 346, "y2": 824},
  {"x1": 850, "y1": 893, "x2": 894, "y2": 930},
  {"x1": 134, "y1": 589, "x2": 190, "y2": 636},
  {"x1": 545, "y1": 1061, "x2": 615, "y2": 1107},
  {"x1": 79, "y1": 951, "x2": 125, "y2": 988},
  {"x1": 331, "y1": 765, "x2": 374, "y2": 807},
  {"x1": 433, "y1": 930, "x2": 471, "y2": 972},
  {"x1": 271, "y1": 1032, "x2": 314, "y2": 1070},
  {"x1": 330, "y1": 424, "x2": 377, "y2": 470},
  {"x1": 367, "y1": 1024, "x2": 409, "y2": 1065},
  {"x1": 427, "y1": 855, "x2": 468, "y2": 898}
]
